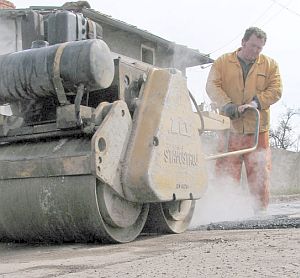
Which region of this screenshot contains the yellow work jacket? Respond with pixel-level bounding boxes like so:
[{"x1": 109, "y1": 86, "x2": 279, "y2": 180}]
[{"x1": 206, "y1": 49, "x2": 282, "y2": 134}]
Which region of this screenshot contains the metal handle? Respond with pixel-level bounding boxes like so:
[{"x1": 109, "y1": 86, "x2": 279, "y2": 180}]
[{"x1": 205, "y1": 107, "x2": 260, "y2": 161}]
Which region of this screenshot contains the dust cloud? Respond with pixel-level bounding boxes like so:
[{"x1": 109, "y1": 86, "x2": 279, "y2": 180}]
[{"x1": 189, "y1": 179, "x2": 256, "y2": 228}]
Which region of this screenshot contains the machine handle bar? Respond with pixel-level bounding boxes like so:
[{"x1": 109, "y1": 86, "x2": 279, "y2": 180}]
[{"x1": 205, "y1": 107, "x2": 260, "y2": 161}]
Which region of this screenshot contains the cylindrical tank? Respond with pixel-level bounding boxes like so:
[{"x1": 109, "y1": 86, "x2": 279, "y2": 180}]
[{"x1": 0, "y1": 39, "x2": 114, "y2": 103}]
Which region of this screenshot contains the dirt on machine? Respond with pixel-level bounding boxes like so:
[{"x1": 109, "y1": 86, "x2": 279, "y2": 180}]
[{"x1": 0, "y1": 2, "x2": 258, "y2": 243}]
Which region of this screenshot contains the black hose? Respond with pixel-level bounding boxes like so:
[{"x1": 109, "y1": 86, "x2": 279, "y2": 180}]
[{"x1": 188, "y1": 90, "x2": 205, "y2": 135}]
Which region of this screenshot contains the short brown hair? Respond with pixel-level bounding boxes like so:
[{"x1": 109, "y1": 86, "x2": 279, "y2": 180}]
[{"x1": 243, "y1": 27, "x2": 267, "y2": 43}]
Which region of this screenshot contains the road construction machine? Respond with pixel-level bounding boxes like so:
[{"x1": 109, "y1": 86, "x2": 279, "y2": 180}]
[{"x1": 0, "y1": 3, "x2": 259, "y2": 243}]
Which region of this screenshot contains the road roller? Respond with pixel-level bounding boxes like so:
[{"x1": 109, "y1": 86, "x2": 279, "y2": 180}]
[
  {"x1": 0, "y1": 38, "x2": 208, "y2": 243},
  {"x1": 0, "y1": 4, "x2": 257, "y2": 243}
]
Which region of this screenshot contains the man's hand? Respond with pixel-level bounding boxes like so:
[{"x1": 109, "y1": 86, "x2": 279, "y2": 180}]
[
  {"x1": 221, "y1": 103, "x2": 239, "y2": 119},
  {"x1": 238, "y1": 101, "x2": 258, "y2": 114}
]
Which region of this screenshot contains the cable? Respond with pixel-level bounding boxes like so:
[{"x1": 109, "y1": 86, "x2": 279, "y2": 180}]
[
  {"x1": 188, "y1": 90, "x2": 205, "y2": 135},
  {"x1": 208, "y1": 2, "x2": 276, "y2": 55},
  {"x1": 260, "y1": 0, "x2": 294, "y2": 27},
  {"x1": 271, "y1": 0, "x2": 300, "y2": 17}
]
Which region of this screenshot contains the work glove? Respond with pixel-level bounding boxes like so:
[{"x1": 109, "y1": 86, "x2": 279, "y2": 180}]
[
  {"x1": 221, "y1": 103, "x2": 239, "y2": 119},
  {"x1": 238, "y1": 100, "x2": 258, "y2": 114}
]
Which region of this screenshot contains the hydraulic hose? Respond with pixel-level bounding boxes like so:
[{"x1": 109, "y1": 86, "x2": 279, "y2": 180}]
[{"x1": 188, "y1": 90, "x2": 205, "y2": 135}]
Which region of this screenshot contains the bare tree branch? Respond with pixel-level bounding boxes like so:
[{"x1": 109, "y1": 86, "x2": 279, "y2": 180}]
[{"x1": 270, "y1": 108, "x2": 299, "y2": 150}]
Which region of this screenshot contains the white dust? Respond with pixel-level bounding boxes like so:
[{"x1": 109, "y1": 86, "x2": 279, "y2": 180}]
[{"x1": 190, "y1": 179, "x2": 256, "y2": 228}]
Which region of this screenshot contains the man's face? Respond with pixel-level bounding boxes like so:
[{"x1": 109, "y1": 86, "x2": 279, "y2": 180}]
[{"x1": 241, "y1": 34, "x2": 265, "y2": 61}]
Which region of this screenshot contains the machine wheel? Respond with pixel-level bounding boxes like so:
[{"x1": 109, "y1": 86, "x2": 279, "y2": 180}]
[
  {"x1": 143, "y1": 200, "x2": 195, "y2": 234},
  {"x1": 0, "y1": 174, "x2": 149, "y2": 243},
  {"x1": 96, "y1": 182, "x2": 149, "y2": 243}
]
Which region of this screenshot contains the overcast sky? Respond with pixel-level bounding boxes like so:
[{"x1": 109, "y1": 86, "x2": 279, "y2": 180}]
[{"x1": 12, "y1": 0, "x2": 300, "y2": 130}]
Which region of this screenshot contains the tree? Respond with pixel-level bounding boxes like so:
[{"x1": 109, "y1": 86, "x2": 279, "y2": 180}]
[{"x1": 270, "y1": 108, "x2": 300, "y2": 151}]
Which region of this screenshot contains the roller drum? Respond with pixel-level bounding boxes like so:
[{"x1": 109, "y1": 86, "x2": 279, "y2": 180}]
[
  {"x1": 0, "y1": 138, "x2": 148, "y2": 243},
  {"x1": 0, "y1": 39, "x2": 114, "y2": 103}
]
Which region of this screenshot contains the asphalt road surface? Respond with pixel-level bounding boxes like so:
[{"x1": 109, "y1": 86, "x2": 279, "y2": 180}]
[
  {"x1": 0, "y1": 229, "x2": 299, "y2": 278},
  {"x1": 0, "y1": 198, "x2": 299, "y2": 278}
]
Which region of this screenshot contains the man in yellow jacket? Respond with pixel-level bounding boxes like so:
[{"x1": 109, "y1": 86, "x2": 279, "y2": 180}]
[{"x1": 206, "y1": 27, "x2": 282, "y2": 213}]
